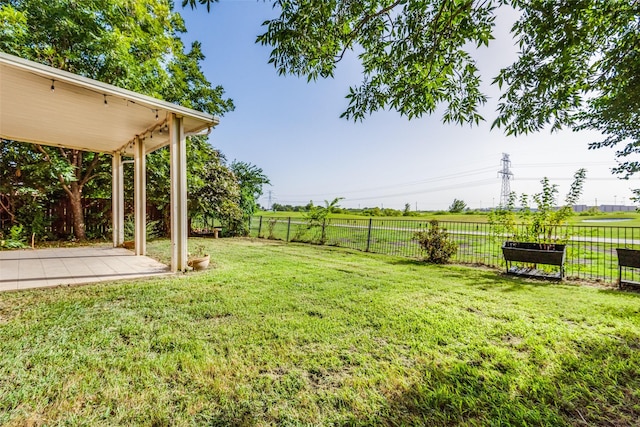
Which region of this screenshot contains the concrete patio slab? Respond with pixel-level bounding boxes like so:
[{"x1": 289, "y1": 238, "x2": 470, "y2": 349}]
[{"x1": 0, "y1": 246, "x2": 171, "y2": 292}]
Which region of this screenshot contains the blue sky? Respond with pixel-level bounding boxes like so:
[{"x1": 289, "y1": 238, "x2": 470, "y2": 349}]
[{"x1": 179, "y1": 1, "x2": 637, "y2": 210}]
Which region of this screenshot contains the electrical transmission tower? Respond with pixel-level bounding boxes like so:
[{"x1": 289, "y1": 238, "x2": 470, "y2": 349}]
[
  {"x1": 497, "y1": 153, "x2": 514, "y2": 207},
  {"x1": 267, "y1": 190, "x2": 273, "y2": 211}
]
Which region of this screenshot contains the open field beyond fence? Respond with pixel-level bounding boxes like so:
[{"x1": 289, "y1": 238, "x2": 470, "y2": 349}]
[{"x1": 251, "y1": 216, "x2": 640, "y2": 284}]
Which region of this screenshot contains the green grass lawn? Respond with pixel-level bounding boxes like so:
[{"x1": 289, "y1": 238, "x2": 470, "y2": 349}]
[{"x1": 1, "y1": 238, "x2": 639, "y2": 425}]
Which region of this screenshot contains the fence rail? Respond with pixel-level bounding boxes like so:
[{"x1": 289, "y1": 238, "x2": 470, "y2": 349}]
[{"x1": 250, "y1": 216, "x2": 640, "y2": 284}]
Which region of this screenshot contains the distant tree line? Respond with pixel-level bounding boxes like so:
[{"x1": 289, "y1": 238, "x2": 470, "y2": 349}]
[
  {"x1": 269, "y1": 202, "x2": 443, "y2": 217},
  {"x1": 269, "y1": 199, "x2": 480, "y2": 217}
]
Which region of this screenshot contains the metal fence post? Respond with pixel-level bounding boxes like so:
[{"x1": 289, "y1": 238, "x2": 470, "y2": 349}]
[
  {"x1": 366, "y1": 218, "x2": 373, "y2": 252},
  {"x1": 258, "y1": 216, "x2": 263, "y2": 237},
  {"x1": 286, "y1": 217, "x2": 291, "y2": 242}
]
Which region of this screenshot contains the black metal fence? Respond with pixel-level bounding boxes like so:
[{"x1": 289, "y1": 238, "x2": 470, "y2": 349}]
[{"x1": 250, "y1": 216, "x2": 640, "y2": 284}]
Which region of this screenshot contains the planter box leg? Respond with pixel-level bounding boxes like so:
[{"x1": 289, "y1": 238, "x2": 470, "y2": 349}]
[{"x1": 619, "y1": 265, "x2": 622, "y2": 289}]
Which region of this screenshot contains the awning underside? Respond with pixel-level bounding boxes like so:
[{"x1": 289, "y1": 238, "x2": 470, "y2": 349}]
[{"x1": 0, "y1": 53, "x2": 218, "y2": 155}]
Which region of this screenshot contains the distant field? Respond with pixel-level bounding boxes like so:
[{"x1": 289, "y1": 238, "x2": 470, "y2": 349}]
[
  {"x1": 570, "y1": 212, "x2": 640, "y2": 227},
  {"x1": 257, "y1": 211, "x2": 492, "y2": 222},
  {"x1": 257, "y1": 210, "x2": 640, "y2": 227}
]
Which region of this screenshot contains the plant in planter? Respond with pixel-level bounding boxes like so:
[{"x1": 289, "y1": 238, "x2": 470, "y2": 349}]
[
  {"x1": 489, "y1": 169, "x2": 586, "y2": 278},
  {"x1": 187, "y1": 244, "x2": 210, "y2": 271}
]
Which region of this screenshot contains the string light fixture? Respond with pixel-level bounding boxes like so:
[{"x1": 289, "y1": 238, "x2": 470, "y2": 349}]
[
  {"x1": 42, "y1": 77, "x2": 177, "y2": 155},
  {"x1": 119, "y1": 119, "x2": 168, "y2": 153},
  {"x1": 44, "y1": 78, "x2": 167, "y2": 123}
]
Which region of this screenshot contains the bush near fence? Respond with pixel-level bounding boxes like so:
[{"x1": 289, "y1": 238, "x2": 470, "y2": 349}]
[{"x1": 250, "y1": 216, "x2": 640, "y2": 284}]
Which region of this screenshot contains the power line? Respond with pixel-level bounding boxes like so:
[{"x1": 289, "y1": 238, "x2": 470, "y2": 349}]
[
  {"x1": 276, "y1": 166, "x2": 496, "y2": 199},
  {"x1": 276, "y1": 161, "x2": 618, "y2": 200},
  {"x1": 270, "y1": 159, "x2": 627, "y2": 206},
  {"x1": 274, "y1": 179, "x2": 496, "y2": 205},
  {"x1": 344, "y1": 178, "x2": 496, "y2": 201},
  {"x1": 276, "y1": 178, "x2": 497, "y2": 203},
  {"x1": 514, "y1": 161, "x2": 613, "y2": 168},
  {"x1": 516, "y1": 177, "x2": 625, "y2": 181}
]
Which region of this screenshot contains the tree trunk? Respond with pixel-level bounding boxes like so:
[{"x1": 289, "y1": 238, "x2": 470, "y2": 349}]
[
  {"x1": 35, "y1": 146, "x2": 103, "y2": 241},
  {"x1": 69, "y1": 182, "x2": 86, "y2": 240},
  {"x1": 0, "y1": 194, "x2": 16, "y2": 224}
]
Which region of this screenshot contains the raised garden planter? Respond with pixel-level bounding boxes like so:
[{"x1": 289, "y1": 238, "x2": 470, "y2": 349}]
[
  {"x1": 502, "y1": 241, "x2": 566, "y2": 280},
  {"x1": 616, "y1": 248, "x2": 640, "y2": 289}
]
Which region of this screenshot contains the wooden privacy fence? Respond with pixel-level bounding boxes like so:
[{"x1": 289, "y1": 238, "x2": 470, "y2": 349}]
[
  {"x1": 1, "y1": 198, "x2": 165, "y2": 238},
  {"x1": 45, "y1": 198, "x2": 111, "y2": 238},
  {"x1": 250, "y1": 216, "x2": 640, "y2": 285}
]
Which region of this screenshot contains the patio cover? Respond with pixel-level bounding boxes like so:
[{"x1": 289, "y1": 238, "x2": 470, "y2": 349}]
[{"x1": 0, "y1": 52, "x2": 219, "y2": 272}]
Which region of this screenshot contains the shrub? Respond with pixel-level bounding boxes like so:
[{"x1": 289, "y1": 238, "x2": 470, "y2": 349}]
[
  {"x1": 0, "y1": 224, "x2": 28, "y2": 249},
  {"x1": 448, "y1": 198, "x2": 467, "y2": 213},
  {"x1": 578, "y1": 206, "x2": 602, "y2": 216},
  {"x1": 123, "y1": 216, "x2": 161, "y2": 241},
  {"x1": 301, "y1": 197, "x2": 343, "y2": 244},
  {"x1": 267, "y1": 218, "x2": 278, "y2": 240},
  {"x1": 413, "y1": 220, "x2": 458, "y2": 264}
]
